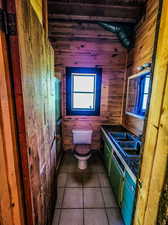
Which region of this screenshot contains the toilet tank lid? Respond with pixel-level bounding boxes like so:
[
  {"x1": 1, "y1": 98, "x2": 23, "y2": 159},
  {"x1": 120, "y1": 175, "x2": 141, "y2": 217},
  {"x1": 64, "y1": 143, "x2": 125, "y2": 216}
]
[{"x1": 72, "y1": 129, "x2": 93, "y2": 134}]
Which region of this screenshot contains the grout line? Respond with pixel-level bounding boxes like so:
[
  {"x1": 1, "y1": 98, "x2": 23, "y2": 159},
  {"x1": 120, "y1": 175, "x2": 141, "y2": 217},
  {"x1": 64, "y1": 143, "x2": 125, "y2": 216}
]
[
  {"x1": 58, "y1": 207, "x2": 116, "y2": 209},
  {"x1": 56, "y1": 158, "x2": 68, "y2": 225},
  {"x1": 82, "y1": 173, "x2": 85, "y2": 225},
  {"x1": 98, "y1": 178, "x2": 110, "y2": 225}
]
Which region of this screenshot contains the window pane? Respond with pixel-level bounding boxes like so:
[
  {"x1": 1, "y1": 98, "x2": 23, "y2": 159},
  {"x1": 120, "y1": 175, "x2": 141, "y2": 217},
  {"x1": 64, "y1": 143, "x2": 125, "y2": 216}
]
[
  {"x1": 144, "y1": 77, "x2": 150, "y2": 93},
  {"x1": 73, "y1": 75, "x2": 95, "y2": 92},
  {"x1": 73, "y1": 93, "x2": 94, "y2": 109},
  {"x1": 142, "y1": 94, "x2": 148, "y2": 110}
]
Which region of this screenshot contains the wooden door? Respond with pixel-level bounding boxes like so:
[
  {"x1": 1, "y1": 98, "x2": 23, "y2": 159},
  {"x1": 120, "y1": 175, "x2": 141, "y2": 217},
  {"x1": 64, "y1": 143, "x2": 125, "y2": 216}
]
[
  {"x1": 5, "y1": 1, "x2": 35, "y2": 224},
  {"x1": 133, "y1": 0, "x2": 168, "y2": 224},
  {"x1": 0, "y1": 1, "x2": 25, "y2": 225}
]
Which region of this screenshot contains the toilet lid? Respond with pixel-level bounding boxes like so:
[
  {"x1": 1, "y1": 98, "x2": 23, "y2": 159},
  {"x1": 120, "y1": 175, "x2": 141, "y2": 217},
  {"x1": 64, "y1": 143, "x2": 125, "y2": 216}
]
[{"x1": 74, "y1": 144, "x2": 91, "y2": 157}]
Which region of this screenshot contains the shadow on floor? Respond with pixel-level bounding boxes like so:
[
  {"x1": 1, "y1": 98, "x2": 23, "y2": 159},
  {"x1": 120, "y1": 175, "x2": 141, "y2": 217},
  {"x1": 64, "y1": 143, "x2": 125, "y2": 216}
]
[{"x1": 52, "y1": 151, "x2": 124, "y2": 225}]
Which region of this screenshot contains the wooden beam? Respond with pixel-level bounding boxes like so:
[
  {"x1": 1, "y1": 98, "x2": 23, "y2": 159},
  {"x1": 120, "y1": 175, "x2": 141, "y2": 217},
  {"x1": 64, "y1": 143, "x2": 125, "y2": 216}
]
[
  {"x1": 48, "y1": 0, "x2": 146, "y2": 7},
  {"x1": 48, "y1": 2, "x2": 143, "y2": 23}
]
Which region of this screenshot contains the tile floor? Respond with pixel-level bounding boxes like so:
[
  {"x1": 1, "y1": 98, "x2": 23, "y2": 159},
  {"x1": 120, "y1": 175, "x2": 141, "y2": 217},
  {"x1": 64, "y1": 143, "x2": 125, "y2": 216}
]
[{"x1": 52, "y1": 151, "x2": 124, "y2": 225}]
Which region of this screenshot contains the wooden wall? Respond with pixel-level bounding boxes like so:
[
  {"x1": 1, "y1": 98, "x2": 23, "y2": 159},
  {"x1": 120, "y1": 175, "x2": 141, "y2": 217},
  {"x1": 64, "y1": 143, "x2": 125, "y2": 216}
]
[
  {"x1": 15, "y1": 1, "x2": 57, "y2": 225},
  {"x1": 49, "y1": 22, "x2": 127, "y2": 150},
  {"x1": 123, "y1": 0, "x2": 159, "y2": 135}
]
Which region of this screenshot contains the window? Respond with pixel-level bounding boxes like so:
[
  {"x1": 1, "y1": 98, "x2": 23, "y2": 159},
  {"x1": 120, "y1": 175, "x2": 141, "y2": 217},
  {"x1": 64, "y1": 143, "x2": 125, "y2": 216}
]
[{"x1": 66, "y1": 67, "x2": 102, "y2": 116}]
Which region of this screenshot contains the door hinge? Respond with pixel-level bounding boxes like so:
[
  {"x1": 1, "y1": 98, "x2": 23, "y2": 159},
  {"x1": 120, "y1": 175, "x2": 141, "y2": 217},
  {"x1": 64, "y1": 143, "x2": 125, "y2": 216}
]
[
  {"x1": 138, "y1": 178, "x2": 143, "y2": 189},
  {"x1": 0, "y1": 8, "x2": 17, "y2": 35}
]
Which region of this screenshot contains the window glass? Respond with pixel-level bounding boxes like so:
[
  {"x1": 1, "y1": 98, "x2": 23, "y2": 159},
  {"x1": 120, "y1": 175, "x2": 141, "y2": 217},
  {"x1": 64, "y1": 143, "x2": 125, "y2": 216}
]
[
  {"x1": 73, "y1": 93, "x2": 94, "y2": 109},
  {"x1": 144, "y1": 77, "x2": 150, "y2": 94},
  {"x1": 142, "y1": 94, "x2": 148, "y2": 110},
  {"x1": 73, "y1": 74, "x2": 95, "y2": 92}
]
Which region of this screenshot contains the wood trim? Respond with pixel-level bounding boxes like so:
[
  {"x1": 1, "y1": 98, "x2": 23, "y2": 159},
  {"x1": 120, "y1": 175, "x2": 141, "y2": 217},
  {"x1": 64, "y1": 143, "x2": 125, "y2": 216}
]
[
  {"x1": 30, "y1": 0, "x2": 42, "y2": 24},
  {"x1": 133, "y1": 0, "x2": 167, "y2": 224},
  {"x1": 0, "y1": 20, "x2": 25, "y2": 225},
  {"x1": 127, "y1": 69, "x2": 151, "y2": 80},
  {"x1": 125, "y1": 112, "x2": 145, "y2": 120}
]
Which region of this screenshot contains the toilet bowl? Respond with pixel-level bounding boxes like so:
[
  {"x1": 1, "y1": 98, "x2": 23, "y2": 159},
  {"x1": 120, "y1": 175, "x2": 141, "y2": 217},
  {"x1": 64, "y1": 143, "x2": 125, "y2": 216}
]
[{"x1": 72, "y1": 130, "x2": 93, "y2": 170}]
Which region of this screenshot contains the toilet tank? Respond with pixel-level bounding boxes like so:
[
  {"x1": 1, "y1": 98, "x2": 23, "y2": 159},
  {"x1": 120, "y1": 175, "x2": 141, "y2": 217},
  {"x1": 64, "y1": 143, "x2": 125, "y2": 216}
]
[{"x1": 72, "y1": 130, "x2": 93, "y2": 144}]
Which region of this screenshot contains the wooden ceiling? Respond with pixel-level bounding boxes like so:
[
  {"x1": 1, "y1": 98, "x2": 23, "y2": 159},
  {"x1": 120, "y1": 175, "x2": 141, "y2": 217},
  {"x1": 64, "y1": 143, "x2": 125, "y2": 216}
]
[{"x1": 48, "y1": 0, "x2": 147, "y2": 24}]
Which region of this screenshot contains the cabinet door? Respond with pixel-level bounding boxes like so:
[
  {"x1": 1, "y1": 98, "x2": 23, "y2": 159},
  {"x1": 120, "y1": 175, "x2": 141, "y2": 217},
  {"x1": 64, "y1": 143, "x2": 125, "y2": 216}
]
[
  {"x1": 104, "y1": 143, "x2": 112, "y2": 175},
  {"x1": 121, "y1": 172, "x2": 136, "y2": 225},
  {"x1": 110, "y1": 155, "x2": 124, "y2": 206}
]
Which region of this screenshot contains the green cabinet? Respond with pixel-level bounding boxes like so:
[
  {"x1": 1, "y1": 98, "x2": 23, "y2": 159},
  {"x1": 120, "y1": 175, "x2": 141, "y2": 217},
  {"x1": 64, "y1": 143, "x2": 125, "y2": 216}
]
[{"x1": 102, "y1": 133, "x2": 136, "y2": 225}]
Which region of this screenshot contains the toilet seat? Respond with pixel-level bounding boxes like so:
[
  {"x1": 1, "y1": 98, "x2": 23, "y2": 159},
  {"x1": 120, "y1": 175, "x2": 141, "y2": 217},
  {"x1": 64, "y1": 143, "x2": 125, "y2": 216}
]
[{"x1": 74, "y1": 144, "x2": 91, "y2": 157}]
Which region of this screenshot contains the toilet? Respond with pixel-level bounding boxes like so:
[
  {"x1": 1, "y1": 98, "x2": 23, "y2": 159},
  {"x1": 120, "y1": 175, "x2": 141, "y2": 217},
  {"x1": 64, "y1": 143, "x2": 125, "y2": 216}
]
[{"x1": 72, "y1": 129, "x2": 93, "y2": 170}]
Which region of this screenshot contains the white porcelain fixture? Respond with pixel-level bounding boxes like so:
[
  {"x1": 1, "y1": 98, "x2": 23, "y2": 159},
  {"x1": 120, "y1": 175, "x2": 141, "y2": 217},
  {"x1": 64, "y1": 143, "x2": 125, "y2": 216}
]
[{"x1": 72, "y1": 129, "x2": 93, "y2": 169}]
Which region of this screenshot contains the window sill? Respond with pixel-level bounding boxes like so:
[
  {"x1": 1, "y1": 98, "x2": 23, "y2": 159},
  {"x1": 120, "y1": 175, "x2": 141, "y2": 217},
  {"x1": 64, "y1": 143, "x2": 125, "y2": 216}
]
[{"x1": 125, "y1": 112, "x2": 145, "y2": 120}]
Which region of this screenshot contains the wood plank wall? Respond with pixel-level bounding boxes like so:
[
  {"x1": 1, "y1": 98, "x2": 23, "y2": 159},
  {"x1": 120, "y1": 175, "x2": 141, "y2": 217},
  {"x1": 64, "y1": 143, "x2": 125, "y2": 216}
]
[
  {"x1": 123, "y1": 0, "x2": 159, "y2": 135},
  {"x1": 15, "y1": 1, "x2": 57, "y2": 225},
  {"x1": 49, "y1": 22, "x2": 127, "y2": 150}
]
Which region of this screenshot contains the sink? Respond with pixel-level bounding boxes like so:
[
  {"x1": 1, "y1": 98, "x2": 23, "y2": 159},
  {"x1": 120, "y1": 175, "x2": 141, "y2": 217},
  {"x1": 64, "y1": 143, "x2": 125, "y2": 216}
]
[
  {"x1": 109, "y1": 132, "x2": 133, "y2": 141},
  {"x1": 124, "y1": 148, "x2": 139, "y2": 155},
  {"x1": 109, "y1": 132, "x2": 141, "y2": 158},
  {"x1": 117, "y1": 141, "x2": 137, "y2": 148}
]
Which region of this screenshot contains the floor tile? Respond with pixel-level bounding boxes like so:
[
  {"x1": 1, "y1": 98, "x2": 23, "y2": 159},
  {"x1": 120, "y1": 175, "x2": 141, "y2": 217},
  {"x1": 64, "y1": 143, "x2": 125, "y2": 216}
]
[
  {"x1": 59, "y1": 209, "x2": 83, "y2": 225},
  {"x1": 59, "y1": 162, "x2": 77, "y2": 173},
  {"x1": 106, "y1": 208, "x2": 124, "y2": 225},
  {"x1": 62, "y1": 188, "x2": 83, "y2": 208},
  {"x1": 84, "y1": 209, "x2": 108, "y2": 225},
  {"x1": 93, "y1": 163, "x2": 106, "y2": 172},
  {"x1": 98, "y1": 173, "x2": 111, "y2": 187},
  {"x1": 101, "y1": 188, "x2": 117, "y2": 208},
  {"x1": 55, "y1": 188, "x2": 64, "y2": 208},
  {"x1": 57, "y1": 173, "x2": 68, "y2": 187},
  {"x1": 52, "y1": 209, "x2": 61, "y2": 225},
  {"x1": 83, "y1": 188, "x2": 104, "y2": 208},
  {"x1": 88, "y1": 158, "x2": 105, "y2": 172},
  {"x1": 66, "y1": 173, "x2": 83, "y2": 187},
  {"x1": 83, "y1": 173, "x2": 100, "y2": 187}
]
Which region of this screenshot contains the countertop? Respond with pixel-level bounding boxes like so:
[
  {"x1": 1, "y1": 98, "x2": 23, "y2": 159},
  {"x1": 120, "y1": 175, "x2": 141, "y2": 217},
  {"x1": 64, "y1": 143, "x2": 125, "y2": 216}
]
[{"x1": 101, "y1": 125, "x2": 141, "y2": 183}]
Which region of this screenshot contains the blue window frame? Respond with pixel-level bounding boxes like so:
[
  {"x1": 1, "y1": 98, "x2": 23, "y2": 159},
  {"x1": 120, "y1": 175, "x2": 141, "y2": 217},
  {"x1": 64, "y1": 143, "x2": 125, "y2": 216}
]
[
  {"x1": 66, "y1": 67, "x2": 102, "y2": 116},
  {"x1": 137, "y1": 72, "x2": 150, "y2": 116}
]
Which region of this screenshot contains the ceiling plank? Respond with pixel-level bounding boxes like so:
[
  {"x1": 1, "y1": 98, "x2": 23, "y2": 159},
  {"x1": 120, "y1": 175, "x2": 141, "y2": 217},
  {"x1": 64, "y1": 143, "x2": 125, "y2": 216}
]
[
  {"x1": 48, "y1": 0, "x2": 146, "y2": 7},
  {"x1": 48, "y1": 2, "x2": 143, "y2": 23}
]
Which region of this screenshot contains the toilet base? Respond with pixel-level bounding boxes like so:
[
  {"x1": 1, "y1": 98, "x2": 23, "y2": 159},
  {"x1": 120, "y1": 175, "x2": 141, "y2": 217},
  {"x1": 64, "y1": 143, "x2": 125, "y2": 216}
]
[
  {"x1": 78, "y1": 159, "x2": 87, "y2": 170},
  {"x1": 74, "y1": 154, "x2": 91, "y2": 170}
]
